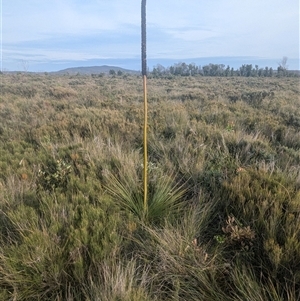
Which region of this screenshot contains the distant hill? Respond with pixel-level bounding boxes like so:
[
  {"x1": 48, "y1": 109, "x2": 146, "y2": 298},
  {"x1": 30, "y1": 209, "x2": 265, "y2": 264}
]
[{"x1": 53, "y1": 65, "x2": 139, "y2": 75}]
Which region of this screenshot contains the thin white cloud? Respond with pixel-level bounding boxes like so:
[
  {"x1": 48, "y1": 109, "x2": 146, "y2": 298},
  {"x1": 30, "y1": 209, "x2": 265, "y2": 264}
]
[
  {"x1": 3, "y1": 0, "x2": 139, "y2": 42},
  {"x1": 166, "y1": 28, "x2": 218, "y2": 42}
]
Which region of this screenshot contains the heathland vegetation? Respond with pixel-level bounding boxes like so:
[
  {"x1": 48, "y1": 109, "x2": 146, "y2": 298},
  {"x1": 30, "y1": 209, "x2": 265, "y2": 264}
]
[{"x1": 0, "y1": 72, "x2": 299, "y2": 300}]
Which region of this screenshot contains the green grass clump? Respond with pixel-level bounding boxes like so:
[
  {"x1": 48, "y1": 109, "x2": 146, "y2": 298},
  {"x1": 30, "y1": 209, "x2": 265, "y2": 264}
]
[{"x1": 106, "y1": 171, "x2": 186, "y2": 225}]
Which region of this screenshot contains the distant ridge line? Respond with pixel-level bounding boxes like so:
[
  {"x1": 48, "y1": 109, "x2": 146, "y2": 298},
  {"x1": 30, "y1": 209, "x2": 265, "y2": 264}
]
[{"x1": 52, "y1": 65, "x2": 139, "y2": 75}]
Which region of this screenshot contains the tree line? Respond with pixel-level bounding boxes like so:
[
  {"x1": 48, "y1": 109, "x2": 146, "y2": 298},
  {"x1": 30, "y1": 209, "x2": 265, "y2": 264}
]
[{"x1": 150, "y1": 61, "x2": 297, "y2": 78}]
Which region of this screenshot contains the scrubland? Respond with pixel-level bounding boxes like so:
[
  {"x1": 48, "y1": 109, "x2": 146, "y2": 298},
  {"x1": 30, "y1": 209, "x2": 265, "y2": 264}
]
[{"x1": 0, "y1": 72, "x2": 299, "y2": 300}]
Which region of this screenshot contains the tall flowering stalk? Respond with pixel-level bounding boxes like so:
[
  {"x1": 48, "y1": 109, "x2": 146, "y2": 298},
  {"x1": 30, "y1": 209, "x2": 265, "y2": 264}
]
[{"x1": 141, "y1": 0, "x2": 148, "y2": 215}]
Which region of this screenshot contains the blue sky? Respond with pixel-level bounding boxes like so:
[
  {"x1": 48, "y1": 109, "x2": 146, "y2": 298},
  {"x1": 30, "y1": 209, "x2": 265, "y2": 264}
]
[{"x1": 1, "y1": 0, "x2": 299, "y2": 72}]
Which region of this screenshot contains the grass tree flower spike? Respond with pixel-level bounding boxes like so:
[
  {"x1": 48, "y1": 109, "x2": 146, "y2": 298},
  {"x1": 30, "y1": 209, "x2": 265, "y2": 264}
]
[{"x1": 141, "y1": 0, "x2": 148, "y2": 215}]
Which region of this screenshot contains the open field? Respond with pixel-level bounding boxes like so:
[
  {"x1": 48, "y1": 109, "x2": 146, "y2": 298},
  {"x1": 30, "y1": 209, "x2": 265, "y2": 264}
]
[{"x1": 0, "y1": 73, "x2": 300, "y2": 300}]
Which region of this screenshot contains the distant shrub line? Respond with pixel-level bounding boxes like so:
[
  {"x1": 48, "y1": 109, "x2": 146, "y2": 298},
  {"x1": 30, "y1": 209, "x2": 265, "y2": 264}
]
[{"x1": 150, "y1": 62, "x2": 298, "y2": 78}]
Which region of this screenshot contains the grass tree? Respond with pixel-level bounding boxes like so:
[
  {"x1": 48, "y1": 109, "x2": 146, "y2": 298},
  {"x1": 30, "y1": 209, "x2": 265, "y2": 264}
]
[{"x1": 105, "y1": 0, "x2": 187, "y2": 225}]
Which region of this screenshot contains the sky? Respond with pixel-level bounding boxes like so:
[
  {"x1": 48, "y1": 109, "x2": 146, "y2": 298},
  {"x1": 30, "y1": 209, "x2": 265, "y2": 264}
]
[{"x1": 1, "y1": 0, "x2": 299, "y2": 72}]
